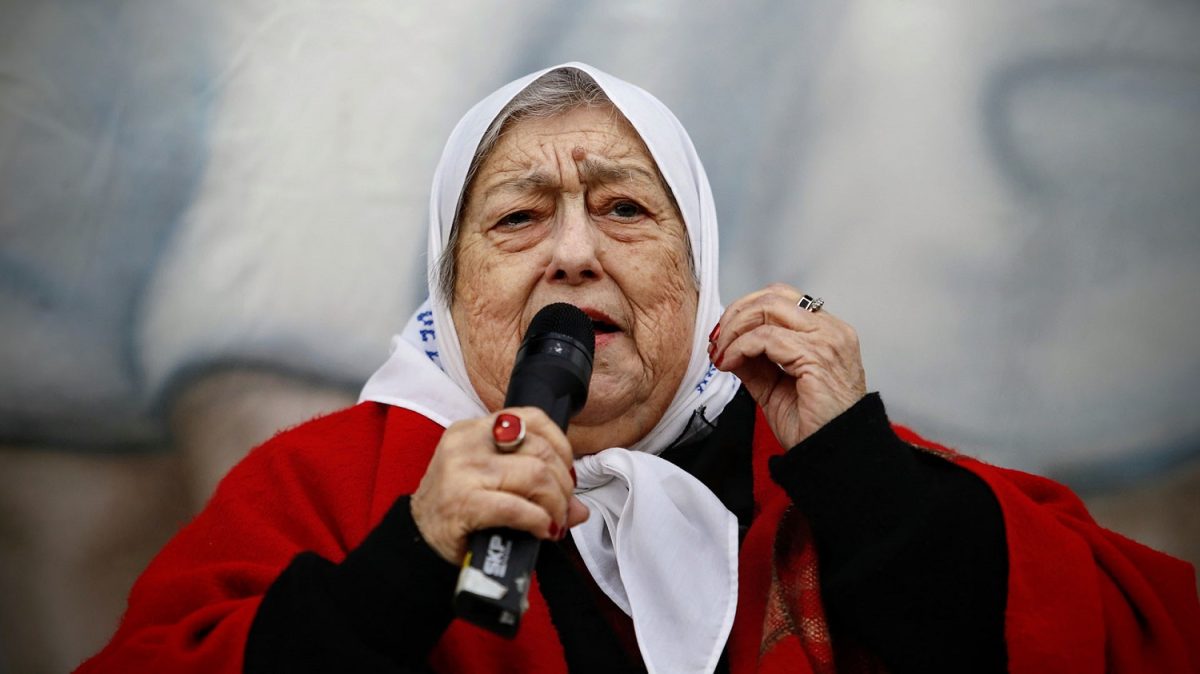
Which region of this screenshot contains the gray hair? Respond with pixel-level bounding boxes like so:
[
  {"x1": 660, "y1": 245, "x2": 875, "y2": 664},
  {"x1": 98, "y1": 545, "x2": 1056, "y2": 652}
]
[{"x1": 436, "y1": 67, "x2": 690, "y2": 302}]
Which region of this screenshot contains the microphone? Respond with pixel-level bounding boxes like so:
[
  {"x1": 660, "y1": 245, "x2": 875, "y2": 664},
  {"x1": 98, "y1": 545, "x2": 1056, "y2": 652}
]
[{"x1": 452, "y1": 302, "x2": 595, "y2": 637}]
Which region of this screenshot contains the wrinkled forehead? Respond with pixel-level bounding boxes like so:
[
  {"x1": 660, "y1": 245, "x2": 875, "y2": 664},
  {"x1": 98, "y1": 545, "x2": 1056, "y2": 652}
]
[
  {"x1": 471, "y1": 106, "x2": 667, "y2": 196},
  {"x1": 433, "y1": 64, "x2": 705, "y2": 257}
]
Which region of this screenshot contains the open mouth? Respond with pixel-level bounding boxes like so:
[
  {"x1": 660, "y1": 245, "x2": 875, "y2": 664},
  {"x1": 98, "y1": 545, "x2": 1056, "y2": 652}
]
[{"x1": 591, "y1": 319, "x2": 620, "y2": 335}]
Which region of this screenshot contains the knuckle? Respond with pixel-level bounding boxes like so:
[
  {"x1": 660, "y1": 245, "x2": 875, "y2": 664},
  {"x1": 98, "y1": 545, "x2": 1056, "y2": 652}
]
[
  {"x1": 531, "y1": 459, "x2": 554, "y2": 486},
  {"x1": 517, "y1": 406, "x2": 550, "y2": 427},
  {"x1": 537, "y1": 436, "x2": 566, "y2": 463},
  {"x1": 458, "y1": 453, "x2": 489, "y2": 475},
  {"x1": 493, "y1": 497, "x2": 522, "y2": 522},
  {"x1": 755, "y1": 303, "x2": 773, "y2": 326},
  {"x1": 458, "y1": 491, "x2": 484, "y2": 527},
  {"x1": 840, "y1": 322, "x2": 859, "y2": 342},
  {"x1": 767, "y1": 326, "x2": 790, "y2": 350},
  {"x1": 497, "y1": 455, "x2": 528, "y2": 486},
  {"x1": 815, "y1": 341, "x2": 837, "y2": 362},
  {"x1": 541, "y1": 484, "x2": 566, "y2": 510}
]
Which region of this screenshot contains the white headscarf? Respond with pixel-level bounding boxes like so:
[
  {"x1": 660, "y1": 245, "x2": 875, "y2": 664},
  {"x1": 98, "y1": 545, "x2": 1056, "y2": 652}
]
[{"x1": 360, "y1": 62, "x2": 741, "y2": 674}]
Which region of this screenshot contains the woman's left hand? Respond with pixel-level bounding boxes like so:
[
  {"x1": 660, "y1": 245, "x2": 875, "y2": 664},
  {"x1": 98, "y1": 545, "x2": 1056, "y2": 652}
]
[{"x1": 709, "y1": 283, "x2": 867, "y2": 449}]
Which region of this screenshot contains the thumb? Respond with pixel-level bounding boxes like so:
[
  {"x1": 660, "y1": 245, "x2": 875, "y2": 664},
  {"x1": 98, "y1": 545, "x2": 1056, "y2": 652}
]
[{"x1": 566, "y1": 496, "x2": 590, "y2": 528}]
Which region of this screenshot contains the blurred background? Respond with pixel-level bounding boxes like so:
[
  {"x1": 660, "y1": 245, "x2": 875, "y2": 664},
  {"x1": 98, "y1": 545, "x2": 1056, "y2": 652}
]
[{"x1": 1, "y1": 0, "x2": 1198, "y2": 671}]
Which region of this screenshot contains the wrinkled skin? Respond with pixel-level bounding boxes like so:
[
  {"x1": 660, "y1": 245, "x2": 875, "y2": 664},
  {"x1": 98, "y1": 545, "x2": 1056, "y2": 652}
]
[
  {"x1": 708, "y1": 283, "x2": 866, "y2": 450},
  {"x1": 414, "y1": 105, "x2": 697, "y2": 562},
  {"x1": 451, "y1": 105, "x2": 697, "y2": 456},
  {"x1": 413, "y1": 106, "x2": 868, "y2": 564}
]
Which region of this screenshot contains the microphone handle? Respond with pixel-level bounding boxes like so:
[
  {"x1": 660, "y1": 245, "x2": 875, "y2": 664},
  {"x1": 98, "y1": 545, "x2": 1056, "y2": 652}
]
[{"x1": 452, "y1": 375, "x2": 571, "y2": 638}]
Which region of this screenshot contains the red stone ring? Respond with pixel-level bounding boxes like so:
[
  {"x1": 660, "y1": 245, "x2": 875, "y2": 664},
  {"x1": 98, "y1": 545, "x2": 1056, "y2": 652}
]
[{"x1": 492, "y1": 413, "x2": 526, "y2": 452}]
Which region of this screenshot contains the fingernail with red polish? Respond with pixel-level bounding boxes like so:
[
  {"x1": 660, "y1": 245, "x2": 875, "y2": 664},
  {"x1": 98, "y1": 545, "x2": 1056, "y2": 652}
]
[
  {"x1": 715, "y1": 352, "x2": 725, "y2": 368},
  {"x1": 709, "y1": 323, "x2": 721, "y2": 342},
  {"x1": 549, "y1": 521, "x2": 560, "y2": 539},
  {"x1": 570, "y1": 466, "x2": 577, "y2": 487}
]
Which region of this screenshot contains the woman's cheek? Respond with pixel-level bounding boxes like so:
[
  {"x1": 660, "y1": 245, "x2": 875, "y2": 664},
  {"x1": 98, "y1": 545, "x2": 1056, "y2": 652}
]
[
  {"x1": 643, "y1": 244, "x2": 695, "y2": 309},
  {"x1": 452, "y1": 252, "x2": 527, "y2": 406},
  {"x1": 457, "y1": 236, "x2": 534, "y2": 321},
  {"x1": 627, "y1": 256, "x2": 696, "y2": 361}
]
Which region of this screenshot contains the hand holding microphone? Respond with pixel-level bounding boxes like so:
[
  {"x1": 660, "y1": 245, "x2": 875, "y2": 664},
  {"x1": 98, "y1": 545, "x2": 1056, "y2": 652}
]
[{"x1": 410, "y1": 303, "x2": 594, "y2": 636}]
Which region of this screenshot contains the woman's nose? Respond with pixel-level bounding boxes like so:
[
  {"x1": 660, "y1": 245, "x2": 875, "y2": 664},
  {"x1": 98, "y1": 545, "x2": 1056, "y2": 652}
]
[{"x1": 546, "y1": 201, "x2": 602, "y2": 284}]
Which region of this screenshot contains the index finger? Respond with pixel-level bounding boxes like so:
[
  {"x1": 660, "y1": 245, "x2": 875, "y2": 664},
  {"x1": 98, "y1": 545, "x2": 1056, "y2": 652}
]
[
  {"x1": 713, "y1": 283, "x2": 812, "y2": 349},
  {"x1": 716, "y1": 283, "x2": 804, "y2": 328}
]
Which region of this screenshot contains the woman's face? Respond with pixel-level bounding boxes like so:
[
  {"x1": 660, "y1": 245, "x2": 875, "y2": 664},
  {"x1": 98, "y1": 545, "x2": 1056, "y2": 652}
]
[{"x1": 451, "y1": 105, "x2": 697, "y2": 455}]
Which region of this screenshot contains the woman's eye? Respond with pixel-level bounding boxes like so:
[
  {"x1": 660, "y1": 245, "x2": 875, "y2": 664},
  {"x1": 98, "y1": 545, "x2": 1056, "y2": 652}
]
[
  {"x1": 609, "y1": 201, "x2": 643, "y2": 219},
  {"x1": 496, "y1": 211, "x2": 533, "y2": 229}
]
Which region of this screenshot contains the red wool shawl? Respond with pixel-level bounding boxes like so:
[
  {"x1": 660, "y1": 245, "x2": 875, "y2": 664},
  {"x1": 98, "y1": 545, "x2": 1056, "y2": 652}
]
[{"x1": 78, "y1": 403, "x2": 1200, "y2": 673}]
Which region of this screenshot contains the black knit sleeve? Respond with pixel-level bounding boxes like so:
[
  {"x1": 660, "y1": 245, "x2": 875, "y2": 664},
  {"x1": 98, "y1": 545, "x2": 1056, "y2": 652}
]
[
  {"x1": 767, "y1": 393, "x2": 1008, "y2": 674},
  {"x1": 244, "y1": 495, "x2": 457, "y2": 673}
]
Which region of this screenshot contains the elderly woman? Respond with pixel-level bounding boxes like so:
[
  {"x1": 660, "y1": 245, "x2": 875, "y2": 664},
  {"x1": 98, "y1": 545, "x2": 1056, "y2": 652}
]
[{"x1": 80, "y1": 64, "x2": 1198, "y2": 674}]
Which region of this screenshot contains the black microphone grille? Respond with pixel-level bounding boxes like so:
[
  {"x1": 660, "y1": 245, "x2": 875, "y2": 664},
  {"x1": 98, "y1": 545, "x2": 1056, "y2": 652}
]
[{"x1": 527, "y1": 303, "x2": 595, "y2": 355}]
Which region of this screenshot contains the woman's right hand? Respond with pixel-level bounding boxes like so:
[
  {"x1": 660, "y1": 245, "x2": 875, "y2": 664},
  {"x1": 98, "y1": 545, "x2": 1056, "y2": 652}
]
[{"x1": 410, "y1": 407, "x2": 591, "y2": 565}]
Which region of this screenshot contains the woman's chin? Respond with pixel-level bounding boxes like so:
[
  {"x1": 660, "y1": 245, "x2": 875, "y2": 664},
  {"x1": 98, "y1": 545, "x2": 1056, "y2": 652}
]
[
  {"x1": 572, "y1": 364, "x2": 680, "y2": 431},
  {"x1": 571, "y1": 393, "x2": 632, "y2": 427},
  {"x1": 568, "y1": 381, "x2": 664, "y2": 453},
  {"x1": 570, "y1": 375, "x2": 641, "y2": 428}
]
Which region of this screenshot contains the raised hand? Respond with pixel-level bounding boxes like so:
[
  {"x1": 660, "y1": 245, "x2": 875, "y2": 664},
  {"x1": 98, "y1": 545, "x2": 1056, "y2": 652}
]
[{"x1": 709, "y1": 283, "x2": 866, "y2": 449}]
